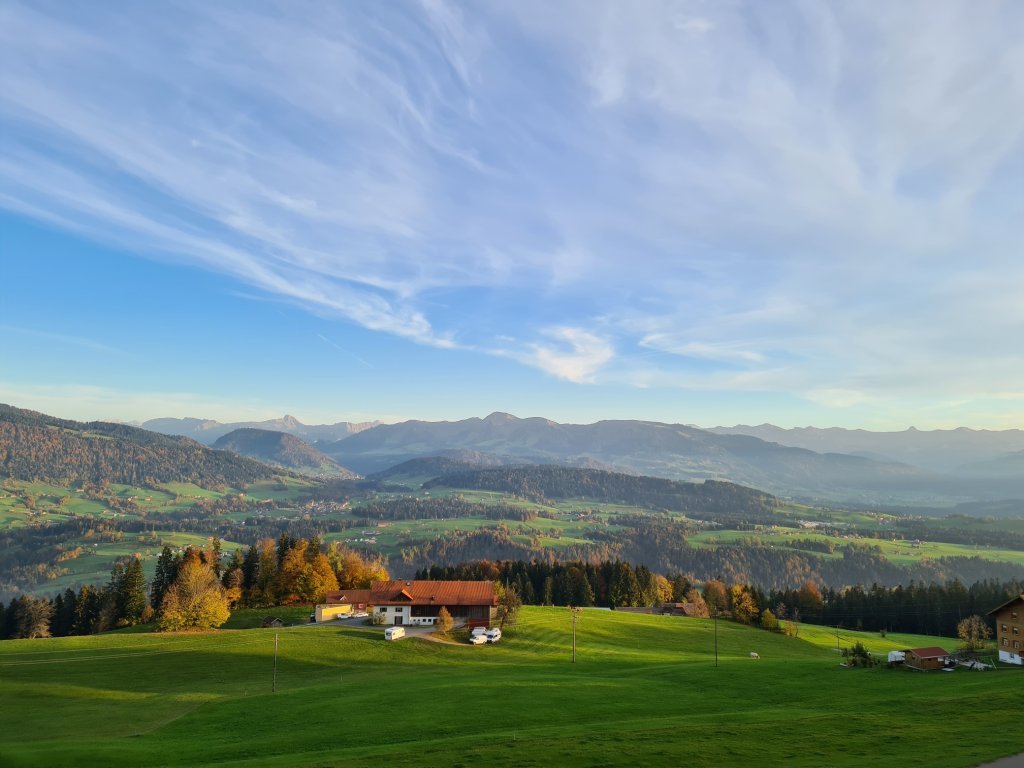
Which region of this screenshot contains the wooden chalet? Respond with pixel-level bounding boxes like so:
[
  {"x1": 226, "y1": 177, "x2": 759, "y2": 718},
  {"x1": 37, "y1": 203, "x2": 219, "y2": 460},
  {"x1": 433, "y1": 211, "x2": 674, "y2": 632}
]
[
  {"x1": 659, "y1": 602, "x2": 707, "y2": 618},
  {"x1": 317, "y1": 580, "x2": 497, "y2": 627},
  {"x1": 904, "y1": 646, "x2": 952, "y2": 671},
  {"x1": 988, "y1": 594, "x2": 1024, "y2": 665}
]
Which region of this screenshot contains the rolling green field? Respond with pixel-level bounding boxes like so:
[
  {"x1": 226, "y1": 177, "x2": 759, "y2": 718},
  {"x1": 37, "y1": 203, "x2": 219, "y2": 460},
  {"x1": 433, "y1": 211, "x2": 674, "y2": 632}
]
[{"x1": 0, "y1": 607, "x2": 1018, "y2": 767}]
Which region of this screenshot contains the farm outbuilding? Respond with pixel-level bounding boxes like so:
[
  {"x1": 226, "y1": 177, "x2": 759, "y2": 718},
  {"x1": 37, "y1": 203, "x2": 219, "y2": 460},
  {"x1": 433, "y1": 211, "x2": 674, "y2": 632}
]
[{"x1": 904, "y1": 647, "x2": 951, "y2": 671}]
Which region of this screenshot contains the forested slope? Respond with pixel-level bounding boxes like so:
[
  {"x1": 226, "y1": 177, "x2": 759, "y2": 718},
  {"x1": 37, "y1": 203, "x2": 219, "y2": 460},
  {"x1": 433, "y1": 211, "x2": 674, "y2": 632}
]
[
  {"x1": 425, "y1": 465, "x2": 777, "y2": 516},
  {"x1": 0, "y1": 404, "x2": 281, "y2": 487}
]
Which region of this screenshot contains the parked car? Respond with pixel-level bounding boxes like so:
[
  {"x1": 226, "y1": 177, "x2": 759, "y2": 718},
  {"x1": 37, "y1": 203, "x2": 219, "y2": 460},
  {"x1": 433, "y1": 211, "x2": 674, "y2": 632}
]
[
  {"x1": 309, "y1": 612, "x2": 316, "y2": 623},
  {"x1": 485, "y1": 628, "x2": 502, "y2": 643},
  {"x1": 384, "y1": 626, "x2": 406, "y2": 641},
  {"x1": 470, "y1": 626, "x2": 489, "y2": 638},
  {"x1": 351, "y1": 611, "x2": 369, "y2": 619},
  {"x1": 468, "y1": 634, "x2": 487, "y2": 645}
]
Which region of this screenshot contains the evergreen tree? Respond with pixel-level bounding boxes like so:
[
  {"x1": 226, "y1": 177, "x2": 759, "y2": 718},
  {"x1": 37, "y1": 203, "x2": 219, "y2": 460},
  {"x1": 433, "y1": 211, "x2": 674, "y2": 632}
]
[
  {"x1": 51, "y1": 589, "x2": 78, "y2": 637},
  {"x1": 117, "y1": 558, "x2": 148, "y2": 626},
  {"x1": 74, "y1": 584, "x2": 102, "y2": 635},
  {"x1": 0, "y1": 599, "x2": 12, "y2": 640},
  {"x1": 150, "y1": 546, "x2": 176, "y2": 612}
]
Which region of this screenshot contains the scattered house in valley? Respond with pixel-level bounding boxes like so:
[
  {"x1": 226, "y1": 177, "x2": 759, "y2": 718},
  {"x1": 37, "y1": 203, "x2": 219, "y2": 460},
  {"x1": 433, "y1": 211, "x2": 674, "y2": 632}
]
[
  {"x1": 988, "y1": 594, "x2": 1024, "y2": 665},
  {"x1": 316, "y1": 580, "x2": 496, "y2": 627},
  {"x1": 261, "y1": 616, "x2": 284, "y2": 628},
  {"x1": 904, "y1": 646, "x2": 952, "y2": 671}
]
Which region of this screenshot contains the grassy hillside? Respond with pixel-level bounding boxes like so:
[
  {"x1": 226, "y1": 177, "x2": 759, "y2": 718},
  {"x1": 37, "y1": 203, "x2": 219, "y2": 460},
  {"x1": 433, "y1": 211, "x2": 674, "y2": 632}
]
[{"x1": 0, "y1": 607, "x2": 1018, "y2": 767}]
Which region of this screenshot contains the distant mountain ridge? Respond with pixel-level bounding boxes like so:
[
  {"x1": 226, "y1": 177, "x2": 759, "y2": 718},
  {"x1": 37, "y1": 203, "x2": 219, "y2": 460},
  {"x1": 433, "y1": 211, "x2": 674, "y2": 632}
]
[
  {"x1": 212, "y1": 428, "x2": 358, "y2": 479},
  {"x1": 324, "y1": 412, "x2": 940, "y2": 503},
  {"x1": 706, "y1": 424, "x2": 1024, "y2": 472},
  {"x1": 142, "y1": 415, "x2": 379, "y2": 445},
  {"x1": 0, "y1": 404, "x2": 282, "y2": 487}
]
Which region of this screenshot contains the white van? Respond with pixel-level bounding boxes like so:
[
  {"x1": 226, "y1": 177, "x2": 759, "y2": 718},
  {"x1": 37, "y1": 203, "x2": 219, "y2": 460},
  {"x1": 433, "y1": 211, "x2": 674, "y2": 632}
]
[
  {"x1": 384, "y1": 626, "x2": 406, "y2": 641},
  {"x1": 485, "y1": 627, "x2": 502, "y2": 643}
]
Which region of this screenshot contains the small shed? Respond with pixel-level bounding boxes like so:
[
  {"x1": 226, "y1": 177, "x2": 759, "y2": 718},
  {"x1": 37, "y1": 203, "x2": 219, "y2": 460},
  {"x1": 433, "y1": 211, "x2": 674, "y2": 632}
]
[
  {"x1": 261, "y1": 616, "x2": 285, "y2": 628},
  {"x1": 904, "y1": 646, "x2": 951, "y2": 671}
]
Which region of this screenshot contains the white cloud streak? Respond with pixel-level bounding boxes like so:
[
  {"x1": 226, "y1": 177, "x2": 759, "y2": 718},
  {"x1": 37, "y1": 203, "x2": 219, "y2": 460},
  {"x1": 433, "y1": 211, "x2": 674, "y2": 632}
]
[{"x1": 2, "y1": 1, "x2": 1024, "y2": 412}]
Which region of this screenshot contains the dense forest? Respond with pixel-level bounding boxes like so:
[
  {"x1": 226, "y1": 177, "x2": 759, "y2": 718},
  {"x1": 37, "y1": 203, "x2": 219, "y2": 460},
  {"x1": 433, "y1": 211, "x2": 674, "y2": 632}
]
[
  {"x1": 0, "y1": 404, "x2": 281, "y2": 487},
  {"x1": 423, "y1": 466, "x2": 777, "y2": 517}
]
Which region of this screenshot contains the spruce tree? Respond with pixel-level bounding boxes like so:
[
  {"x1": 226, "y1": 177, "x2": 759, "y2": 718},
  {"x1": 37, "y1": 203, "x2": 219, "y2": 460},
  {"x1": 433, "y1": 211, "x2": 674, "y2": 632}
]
[
  {"x1": 150, "y1": 546, "x2": 176, "y2": 611},
  {"x1": 117, "y1": 558, "x2": 148, "y2": 626}
]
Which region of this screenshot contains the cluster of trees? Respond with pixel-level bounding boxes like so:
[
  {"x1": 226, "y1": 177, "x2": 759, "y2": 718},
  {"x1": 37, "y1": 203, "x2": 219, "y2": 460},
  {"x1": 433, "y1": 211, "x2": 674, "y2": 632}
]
[
  {"x1": 766, "y1": 578, "x2": 1021, "y2": 638},
  {"x1": 1, "y1": 557, "x2": 157, "y2": 639},
  {"x1": 423, "y1": 466, "x2": 777, "y2": 518},
  {"x1": 220, "y1": 535, "x2": 389, "y2": 608},
  {"x1": 0, "y1": 404, "x2": 278, "y2": 487}
]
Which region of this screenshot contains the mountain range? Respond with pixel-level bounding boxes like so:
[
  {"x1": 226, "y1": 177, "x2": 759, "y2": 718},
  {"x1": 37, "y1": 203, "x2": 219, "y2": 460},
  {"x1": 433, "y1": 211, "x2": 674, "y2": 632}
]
[
  {"x1": 141, "y1": 415, "x2": 379, "y2": 445},
  {"x1": 132, "y1": 410, "x2": 1024, "y2": 505},
  {"x1": 707, "y1": 424, "x2": 1024, "y2": 472}
]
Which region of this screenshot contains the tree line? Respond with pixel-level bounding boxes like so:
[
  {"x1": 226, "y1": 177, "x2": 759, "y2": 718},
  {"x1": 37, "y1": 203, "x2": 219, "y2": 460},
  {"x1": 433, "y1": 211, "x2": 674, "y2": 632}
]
[{"x1": 0, "y1": 536, "x2": 388, "y2": 640}]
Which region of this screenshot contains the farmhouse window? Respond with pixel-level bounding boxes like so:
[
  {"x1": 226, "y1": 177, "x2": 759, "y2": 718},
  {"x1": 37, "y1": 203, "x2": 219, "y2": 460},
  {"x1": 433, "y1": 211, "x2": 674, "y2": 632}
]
[
  {"x1": 1013, "y1": 610, "x2": 1018, "y2": 619},
  {"x1": 1016, "y1": 641, "x2": 1021, "y2": 650},
  {"x1": 1003, "y1": 638, "x2": 1009, "y2": 647},
  {"x1": 1015, "y1": 627, "x2": 1020, "y2": 635},
  {"x1": 395, "y1": 607, "x2": 404, "y2": 612},
  {"x1": 378, "y1": 607, "x2": 386, "y2": 613},
  {"x1": 1002, "y1": 624, "x2": 1008, "y2": 632}
]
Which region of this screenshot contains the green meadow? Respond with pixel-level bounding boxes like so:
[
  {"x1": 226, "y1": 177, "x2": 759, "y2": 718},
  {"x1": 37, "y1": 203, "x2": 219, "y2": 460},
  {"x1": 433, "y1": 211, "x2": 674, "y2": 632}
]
[{"x1": 0, "y1": 607, "x2": 1018, "y2": 767}]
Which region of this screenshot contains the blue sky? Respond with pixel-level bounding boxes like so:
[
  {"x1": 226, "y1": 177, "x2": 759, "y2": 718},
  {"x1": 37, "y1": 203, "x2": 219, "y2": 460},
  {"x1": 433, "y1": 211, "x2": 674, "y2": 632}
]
[{"x1": 2, "y1": 1, "x2": 1024, "y2": 429}]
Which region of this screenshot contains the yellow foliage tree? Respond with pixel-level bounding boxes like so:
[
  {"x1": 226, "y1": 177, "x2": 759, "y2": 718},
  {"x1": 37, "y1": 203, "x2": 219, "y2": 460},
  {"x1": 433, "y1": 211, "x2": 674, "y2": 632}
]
[
  {"x1": 729, "y1": 584, "x2": 758, "y2": 625},
  {"x1": 157, "y1": 558, "x2": 230, "y2": 632}
]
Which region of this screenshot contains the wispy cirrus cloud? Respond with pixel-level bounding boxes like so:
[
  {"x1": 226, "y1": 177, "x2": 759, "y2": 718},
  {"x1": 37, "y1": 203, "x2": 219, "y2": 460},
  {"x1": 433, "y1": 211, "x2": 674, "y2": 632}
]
[{"x1": 2, "y1": 1, "x2": 1024, "y2": 417}]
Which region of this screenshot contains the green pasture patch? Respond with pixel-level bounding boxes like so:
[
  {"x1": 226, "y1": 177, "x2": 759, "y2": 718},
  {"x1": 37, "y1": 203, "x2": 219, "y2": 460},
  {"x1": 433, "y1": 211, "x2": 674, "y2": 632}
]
[
  {"x1": 0, "y1": 607, "x2": 1018, "y2": 767},
  {"x1": 37, "y1": 532, "x2": 246, "y2": 595},
  {"x1": 687, "y1": 526, "x2": 1024, "y2": 567},
  {"x1": 242, "y1": 478, "x2": 316, "y2": 502},
  {"x1": 158, "y1": 482, "x2": 226, "y2": 500}
]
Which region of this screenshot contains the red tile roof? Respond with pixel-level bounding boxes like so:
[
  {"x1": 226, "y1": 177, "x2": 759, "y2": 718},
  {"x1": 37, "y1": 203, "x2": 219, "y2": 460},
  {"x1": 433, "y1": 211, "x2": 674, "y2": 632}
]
[
  {"x1": 324, "y1": 580, "x2": 496, "y2": 607},
  {"x1": 907, "y1": 647, "x2": 950, "y2": 659}
]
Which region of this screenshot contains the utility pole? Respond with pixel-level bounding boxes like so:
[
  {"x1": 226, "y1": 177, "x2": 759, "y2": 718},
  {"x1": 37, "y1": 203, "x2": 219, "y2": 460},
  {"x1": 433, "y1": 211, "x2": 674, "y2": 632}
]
[
  {"x1": 569, "y1": 606, "x2": 582, "y2": 663},
  {"x1": 713, "y1": 608, "x2": 718, "y2": 668},
  {"x1": 273, "y1": 633, "x2": 279, "y2": 693}
]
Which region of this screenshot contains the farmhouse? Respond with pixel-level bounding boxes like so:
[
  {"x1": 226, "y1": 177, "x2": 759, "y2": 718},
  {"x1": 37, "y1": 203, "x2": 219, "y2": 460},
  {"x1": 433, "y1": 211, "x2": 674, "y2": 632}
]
[
  {"x1": 904, "y1": 646, "x2": 952, "y2": 671},
  {"x1": 987, "y1": 593, "x2": 1024, "y2": 665},
  {"x1": 316, "y1": 580, "x2": 496, "y2": 626}
]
